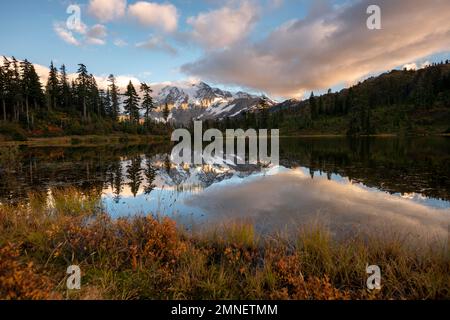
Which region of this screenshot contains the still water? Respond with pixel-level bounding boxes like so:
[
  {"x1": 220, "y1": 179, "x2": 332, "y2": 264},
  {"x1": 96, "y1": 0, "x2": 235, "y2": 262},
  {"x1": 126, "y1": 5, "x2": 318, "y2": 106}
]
[{"x1": 1, "y1": 137, "x2": 449, "y2": 240}]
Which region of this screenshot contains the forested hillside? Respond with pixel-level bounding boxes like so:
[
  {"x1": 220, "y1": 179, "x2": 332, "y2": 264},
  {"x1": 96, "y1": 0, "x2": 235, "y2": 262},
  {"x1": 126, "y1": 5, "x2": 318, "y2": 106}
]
[
  {"x1": 217, "y1": 61, "x2": 450, "y2": 136},
  {"x1": 0, "y1": 57, "x2": 166, "y2": 141}
]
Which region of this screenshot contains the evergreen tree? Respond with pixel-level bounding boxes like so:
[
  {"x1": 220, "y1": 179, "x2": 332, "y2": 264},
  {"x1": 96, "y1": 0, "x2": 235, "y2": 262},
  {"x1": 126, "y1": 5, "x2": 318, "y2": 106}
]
[
  {"x1": 59, "y1": 65, "x2": 71, "y2": 111},
  {"x1": 98, "y1": 89, "x2": 107, "y2": 118},
  {"x1": 309, "y1": 91, "x2": 317, "y2": 120},
  {"x1": 88, "y1": 74, "x2": 100, "y2": 117},
  {"x1": 0, "y1": 59, "x2": 7, "y2": 121},
  {"x1": 46, "y1": 61, "x2": 59, "y2": 111},
  {"x1": 11, "y1": 57, "x2": 22, "y2": 121},
  {"x1": 140, "y1": 82, "x2": 155, "y2": 126},
  {"x1": 318, "y1": 96, "x2": 324, "y2": 115},
  {"x1": 21, "y1": 59, "x2": 43, "y2": 127},
  {"x1": 1, "y1": 57, "x2": 14, "y2": 122},
  {"x1": 104, "y1": 88, "x2": 112, "y2": 117},
  {"x1": 75, "y1": 64, "x2": 90, "y2": 120},
  {"x1": 108, "y1": 74, "x2": 120, "y2": 120},
  {"x1": 123, "y1": 81, "x2": 140, "y2": 123},
  {"x1": 258, "y1": 97, "x2": 270, "y2": 129}
]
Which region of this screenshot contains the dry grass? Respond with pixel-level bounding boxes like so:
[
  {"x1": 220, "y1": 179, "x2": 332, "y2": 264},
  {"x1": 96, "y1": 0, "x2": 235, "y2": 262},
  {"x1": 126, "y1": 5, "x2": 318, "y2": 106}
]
[{"x1": 0, "y1": 189, "x2": 448, "y2": 300}]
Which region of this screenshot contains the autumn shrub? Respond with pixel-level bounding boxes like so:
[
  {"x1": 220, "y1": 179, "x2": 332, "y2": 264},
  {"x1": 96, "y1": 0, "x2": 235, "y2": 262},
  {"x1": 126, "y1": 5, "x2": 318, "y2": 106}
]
[
  {"x1": 0, "y1": 243, "x2": 59, "y2": 300},
  {"x1": 0, "y1": 192, "x2": 449, "y2": 300}
]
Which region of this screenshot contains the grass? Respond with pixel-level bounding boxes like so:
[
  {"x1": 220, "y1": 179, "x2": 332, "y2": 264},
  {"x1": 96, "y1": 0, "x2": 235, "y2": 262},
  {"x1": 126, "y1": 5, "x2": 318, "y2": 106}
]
[{"x1": 0, "y1": 188, "x2": 448, "y2": 300}]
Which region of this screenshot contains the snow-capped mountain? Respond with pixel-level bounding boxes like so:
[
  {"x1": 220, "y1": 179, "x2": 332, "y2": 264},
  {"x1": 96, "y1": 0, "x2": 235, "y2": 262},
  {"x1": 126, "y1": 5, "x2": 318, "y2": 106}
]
[{"x1": 152, "y1": 82, "x2": 276, "y2": 124}]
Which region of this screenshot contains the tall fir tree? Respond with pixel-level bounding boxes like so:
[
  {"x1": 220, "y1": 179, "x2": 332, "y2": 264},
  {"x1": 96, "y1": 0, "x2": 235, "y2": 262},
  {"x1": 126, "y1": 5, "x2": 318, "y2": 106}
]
[
  {"x1": 21, "y1": 59, "x2": 43, "y2": 127},
  {"x1": 309, "y1": 91, "x2": 317, "y2": 120},
  {"x1": 46, "y1": 61, "x2": 59, "y2": 112},
  {"x1": 258, "y1": 96, "x2": 270, "y2": 129},
  {"x1": 108, "y1": 74, "x2": 120, "y2": 120},
  {"x1": 140, "y1": 82, "x2": 155, "y2": 126},
  {"x1": 1, "y1": 57, "x2": 13, "y2": 121},
  {"x1": 75, "y1": 64, "x2": 90, "y2": 120},
  {"x1": 59, "y1": 65, "x2": 71, "y2": 111},
  {"x1": 88, "y1": 74, "x2": 100, "y2": 117},
  {"x1": 104, "y1": 88, "x2": 112, "y2": 117},
  {"x1": 123, "y1": 81, "x2": 140, "y2": 123},
  {"x1": 0, "y1": 58, "x2": 7, "y2": 121},
  {"x1": 98, "y1": 89, "x2": 107, "y2": 118},
  {"x1": 11, "y1": 57, "x2": 22, "y2": 121}
]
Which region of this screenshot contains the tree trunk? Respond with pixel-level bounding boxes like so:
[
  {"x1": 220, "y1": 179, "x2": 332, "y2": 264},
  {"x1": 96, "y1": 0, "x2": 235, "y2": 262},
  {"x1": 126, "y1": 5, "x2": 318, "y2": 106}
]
[
  {"x1": 2, "y1": 99, "x2": 5, "y2": 121},
  {"x1": 83, "y1": 97, "x2": 87, "y2": 120},
  {"x1": 25, "y1": 96, "x2": 30, "y2": 128}
]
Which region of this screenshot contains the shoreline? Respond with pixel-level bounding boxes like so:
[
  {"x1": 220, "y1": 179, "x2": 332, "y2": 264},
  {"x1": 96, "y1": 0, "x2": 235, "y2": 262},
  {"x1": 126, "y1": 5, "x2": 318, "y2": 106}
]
[
  {"x1": 0, "y1": 134, "x2": 168, "y2": 147},
  {"x1": 0, "y1": 132, "x2": 448, "y2": 147},
  {"x1": 280, "y1": 133, "x2": 450, "y2": 138}
]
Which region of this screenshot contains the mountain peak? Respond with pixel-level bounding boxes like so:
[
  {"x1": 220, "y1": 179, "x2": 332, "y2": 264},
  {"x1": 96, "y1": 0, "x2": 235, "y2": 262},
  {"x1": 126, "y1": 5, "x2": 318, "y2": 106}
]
[
  {"x1": 193, "y1": 81, "x2": 210, "y2": 88},
  {"x1": 152, "y1": 81, "x2": 270, "y2": 124}
]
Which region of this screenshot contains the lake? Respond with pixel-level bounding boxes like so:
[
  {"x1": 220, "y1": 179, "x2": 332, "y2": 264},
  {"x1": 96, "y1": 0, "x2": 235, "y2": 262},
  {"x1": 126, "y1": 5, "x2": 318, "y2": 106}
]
[{"x1": 1, "y1": 137, "x2": 449, "y2": 241}]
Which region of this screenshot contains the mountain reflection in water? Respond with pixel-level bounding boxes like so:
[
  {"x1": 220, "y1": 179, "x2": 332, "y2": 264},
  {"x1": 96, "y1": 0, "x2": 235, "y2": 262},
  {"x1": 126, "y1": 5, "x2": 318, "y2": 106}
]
[{"x1": 1, "y1": 137, "x2": 449, "y2": 240}]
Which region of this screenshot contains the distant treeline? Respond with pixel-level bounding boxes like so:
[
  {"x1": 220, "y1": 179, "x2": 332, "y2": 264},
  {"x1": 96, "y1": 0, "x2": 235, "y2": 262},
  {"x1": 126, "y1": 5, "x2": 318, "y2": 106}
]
[
  {"x1": 206, "y1": 60, "x2": 450, "y2": 135},
  {"x1": 0, "y1": 57, "x2": 168, "y2": 140}
]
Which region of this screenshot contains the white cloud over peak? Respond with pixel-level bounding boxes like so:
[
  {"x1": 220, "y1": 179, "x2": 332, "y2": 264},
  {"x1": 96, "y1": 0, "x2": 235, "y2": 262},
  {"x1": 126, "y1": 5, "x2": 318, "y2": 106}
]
[
  {"x1": 88, "y1": 0, "x2": 127, "y2": 23},
  {"x1": 128, "y1": 1, "x2": 178, "y2": 33},
  {"x1": 187, "y1": 1, "x2": 259, "y2": 50},
  {"x1": 182, "y1": 0, "x2": 450, "y2": 98}
]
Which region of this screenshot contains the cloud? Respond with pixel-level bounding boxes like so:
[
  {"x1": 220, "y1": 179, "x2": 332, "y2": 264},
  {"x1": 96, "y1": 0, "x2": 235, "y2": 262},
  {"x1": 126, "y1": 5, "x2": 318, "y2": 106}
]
[
  {"x1": 54, "y1": 23, "x2": 81, "y2": 46},
  {"x1": 421, "y1": 61, "x2": 432, "y2": 68},
  {"x1": 136, "y1": 35, "x2": 177, "y2": 55},
  {"x1": 187, "y1": 1, "x2": 259, "y2": 50},
  {"x1": 94, "y1": 74, "x2": 143, "y2": 90},
  {"x1": 402, "y1": 60, "x2": 431, "y2": 71},
  {"x1": 87, "y1": 24, "x2": 107, "y2": 38},
  {"x1": 402, "y1": 62, "x2": 417, "y2": 71},
  {"x1": 86, "y1": 24, "x2": 108, "y2": 45},
  {"x1": 114, "y1": 38, "x2": 128, "y2": 47},
  {"x1": 181, "y1": 0, "x2": 450, "y2": 97},
  {"x1": 88, "y1": 0, "x2": 127, "y2": 23},
  {"x1": 69, "y1": 21, "x2": 88, "y2": 35},
  {"x1": 186, "y1": 168, "x2": 450, "y2": 242},
  {"x1": 128, "y1": 1, "x2": 178, "y2": 33},
  {"x1": 54, "y1": 22, "x2": 107, "y2": 46}
]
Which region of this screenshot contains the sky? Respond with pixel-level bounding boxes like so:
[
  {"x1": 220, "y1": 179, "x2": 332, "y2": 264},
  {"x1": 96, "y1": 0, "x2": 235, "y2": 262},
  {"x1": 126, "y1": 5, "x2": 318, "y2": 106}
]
[{"x1": 1, "y1": 0, "x2": 450, "y2": 100}]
